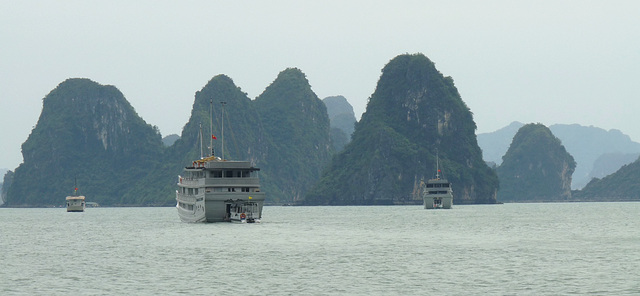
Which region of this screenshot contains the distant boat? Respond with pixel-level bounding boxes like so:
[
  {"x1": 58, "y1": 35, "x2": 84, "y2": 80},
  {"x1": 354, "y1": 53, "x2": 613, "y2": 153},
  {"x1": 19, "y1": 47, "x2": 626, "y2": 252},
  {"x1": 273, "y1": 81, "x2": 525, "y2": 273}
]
[
  {"x1": 66, "y1": 180, "x2": 86, "y2": 212},
  {"x1": 176, "y1": 101, "x2": 266, "y2": 223},
  {"x1": 421, "y1": 157, "x2": 453, "y2": 209}
]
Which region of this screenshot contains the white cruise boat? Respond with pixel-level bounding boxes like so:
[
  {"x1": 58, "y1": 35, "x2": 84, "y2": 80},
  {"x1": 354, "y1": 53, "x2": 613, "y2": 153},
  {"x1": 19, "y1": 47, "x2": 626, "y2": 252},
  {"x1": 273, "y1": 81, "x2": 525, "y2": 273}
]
[
  {"x1": 421, "y1": 158, "x2": 453, "y2": 209},
  {"x1": 176, "y1": 101, "x2": 265, "y2": 223},
  {"x1": 176, "y1": 156, "x2": 265, "y2": 223},
  {"x1": 66, "y1": 184, "x2": 85, "y2": 212}
]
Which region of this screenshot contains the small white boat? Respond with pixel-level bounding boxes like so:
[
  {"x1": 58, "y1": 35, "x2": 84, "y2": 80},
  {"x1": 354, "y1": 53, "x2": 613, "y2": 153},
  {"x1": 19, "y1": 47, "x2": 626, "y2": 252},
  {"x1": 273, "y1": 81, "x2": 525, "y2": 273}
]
[
  {"x1": 229, "y1": 200, "x2": 261, "y2": 223},
  {"x1": 421, "y1": 157, "x2": 453, "y2": 209},
  {"x1": 66, "y1": 182, "x2": 85, "y2": 212}
]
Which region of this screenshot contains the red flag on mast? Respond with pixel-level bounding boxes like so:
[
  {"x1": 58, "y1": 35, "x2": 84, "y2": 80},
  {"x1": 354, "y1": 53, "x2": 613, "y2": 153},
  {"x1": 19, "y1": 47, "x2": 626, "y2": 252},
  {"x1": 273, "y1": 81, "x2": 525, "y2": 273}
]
[{"x1": 212, "y1": 135, "x2": 217, "y2": 140}]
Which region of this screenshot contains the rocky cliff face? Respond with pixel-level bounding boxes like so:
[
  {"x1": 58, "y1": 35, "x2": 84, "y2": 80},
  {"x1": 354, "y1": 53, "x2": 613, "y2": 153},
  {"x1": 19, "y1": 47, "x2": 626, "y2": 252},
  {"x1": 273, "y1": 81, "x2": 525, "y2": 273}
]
[
  {"x1": 303, "y1": 53, "x2": 498, "y2": 205},
  {"x1": 496, "y1": 123, "x2": 575, "y2": 202},
  {"x1": 5, "y1": 78, "x2": 163, "y2": 206}
]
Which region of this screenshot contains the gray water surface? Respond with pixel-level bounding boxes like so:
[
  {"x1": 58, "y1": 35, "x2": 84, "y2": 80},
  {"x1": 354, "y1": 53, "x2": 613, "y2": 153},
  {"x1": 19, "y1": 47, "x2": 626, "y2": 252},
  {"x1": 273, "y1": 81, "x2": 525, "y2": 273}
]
[{"x1": 1, "y1": 203, "x2": 639, "y2": 295}]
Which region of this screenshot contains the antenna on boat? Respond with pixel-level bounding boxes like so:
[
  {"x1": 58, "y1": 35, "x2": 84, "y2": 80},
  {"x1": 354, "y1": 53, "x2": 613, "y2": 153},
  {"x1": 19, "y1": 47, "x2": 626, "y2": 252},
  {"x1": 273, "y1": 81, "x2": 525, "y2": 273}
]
[
  {"x1": 435, "y1": 150, "x2": 443, "y2": 180},
  {"x1": 220, "y1": 101, "x2": 227, "y2": 160},
  {"x1": 210, "y1": 99, "x2": 214, "y2": 157},
  {"x1": 199, "y1": 123, "x2": 203, "y2": 159},
  {"x1": 436, "y1": 154, "x2": 440, "y2": 180}
]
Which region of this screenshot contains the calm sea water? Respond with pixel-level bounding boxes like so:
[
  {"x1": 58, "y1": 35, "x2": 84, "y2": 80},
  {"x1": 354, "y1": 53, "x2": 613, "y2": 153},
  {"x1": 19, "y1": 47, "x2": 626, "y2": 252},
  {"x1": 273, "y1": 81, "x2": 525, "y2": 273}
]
[{"x1": 1, "y1": 203, "x2": 639, "y2": 295}]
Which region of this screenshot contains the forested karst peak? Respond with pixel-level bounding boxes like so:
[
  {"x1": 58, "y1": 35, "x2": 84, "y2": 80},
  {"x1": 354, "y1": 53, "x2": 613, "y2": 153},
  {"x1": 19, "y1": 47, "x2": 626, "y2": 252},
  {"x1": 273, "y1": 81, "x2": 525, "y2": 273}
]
[
  {"x1": 255, "y1": 68, "x2": 317, "y2": 106},
  {"x1": 304, "y1": 53, "x2": 498, "y2": 205},
  {"x1": 497, "y1": 123, "x2": 575, "y2": 202},
  {"x1": 6, "y1": 78, "x2": 163, "y2": 206},
  {"x1": 359, "y1": 54, "x2": 474, "y2": 141},
  {"x1": 254, "y1": 67, "x2": 333, "y2": 203},
  {"x1": 174, "y1": 74, "x2": 259, "y2": 162},
  {"x1": 4, "y1": 68, "x2": 337, "y2": 206},
  {"x1": 478, "y1": 122, "x2": 640, "y2": 190}
]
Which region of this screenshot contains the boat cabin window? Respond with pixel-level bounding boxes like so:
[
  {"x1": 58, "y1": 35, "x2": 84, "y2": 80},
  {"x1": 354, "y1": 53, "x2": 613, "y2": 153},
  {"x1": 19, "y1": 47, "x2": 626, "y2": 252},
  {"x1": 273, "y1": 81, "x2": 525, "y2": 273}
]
[
  {"x1": 187, "y1": 171, "x2": 204, "y2": 179},
  {"x1": 218, "y1": 169, "x2": 254, "y2": 178}
]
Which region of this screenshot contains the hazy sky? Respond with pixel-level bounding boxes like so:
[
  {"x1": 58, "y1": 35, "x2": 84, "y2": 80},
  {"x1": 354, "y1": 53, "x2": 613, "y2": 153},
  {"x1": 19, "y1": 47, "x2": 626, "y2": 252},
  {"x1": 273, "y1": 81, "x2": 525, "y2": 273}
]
[{"x1": 2, "y1": 1, "x2": 639, "y2": 170}]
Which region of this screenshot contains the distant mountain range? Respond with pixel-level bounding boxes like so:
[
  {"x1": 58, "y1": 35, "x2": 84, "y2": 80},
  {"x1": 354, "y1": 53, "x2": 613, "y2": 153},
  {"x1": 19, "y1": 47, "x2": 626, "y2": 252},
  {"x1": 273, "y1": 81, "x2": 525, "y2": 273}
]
[
  {"x1": 478, "y1": 121, "x2": 640, "y2": 189},
  {"x1": 3, "y1": 70, "x2": 333, "y2": 206},
  {"x1": 4, "y1": 53, "x2": 638, "y2": 206},
  {"x1": 575, "y1": 155, "x2": 640, "y2": 200},
  {"x1": 161, "y1": 134, "x2": 179, "y2": 147}
]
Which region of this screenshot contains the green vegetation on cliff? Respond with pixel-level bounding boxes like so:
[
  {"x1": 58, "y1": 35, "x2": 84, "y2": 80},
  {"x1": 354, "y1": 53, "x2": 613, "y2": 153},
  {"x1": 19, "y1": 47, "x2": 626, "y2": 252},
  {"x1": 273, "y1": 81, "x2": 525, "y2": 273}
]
[
  {"x1": 496, "y1": 123, "x2": 575, "y2": 202},
  {"x1": 136, "y1": 70, "x2": 332, "y2": 205},
  {"x1": 254, "y1": 69, "x2": 333, "y2": 203},
  {"x1": 303, "y1": 54, "x2": 498, "y2": 205},
  {"x1": 4, "y1": 71, "x2": 334, "y2": 207}
]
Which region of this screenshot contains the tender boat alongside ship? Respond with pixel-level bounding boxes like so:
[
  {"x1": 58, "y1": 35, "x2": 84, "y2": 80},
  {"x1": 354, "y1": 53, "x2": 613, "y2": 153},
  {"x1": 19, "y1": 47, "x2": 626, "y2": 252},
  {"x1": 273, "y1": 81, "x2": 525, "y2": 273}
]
[
  {"x1": 421, "y1": 158, "x2": 453, "y2": 209},
  {"x1": 176, "y1": 101, "x2": 265, "y2": 223}
]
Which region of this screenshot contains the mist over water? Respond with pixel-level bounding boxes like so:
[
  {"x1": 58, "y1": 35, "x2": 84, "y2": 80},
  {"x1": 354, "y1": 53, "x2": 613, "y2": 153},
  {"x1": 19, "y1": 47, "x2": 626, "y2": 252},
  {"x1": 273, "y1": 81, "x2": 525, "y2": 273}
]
[{"x1": 1, "y1": 203, "x2": 639, "y2": 295}]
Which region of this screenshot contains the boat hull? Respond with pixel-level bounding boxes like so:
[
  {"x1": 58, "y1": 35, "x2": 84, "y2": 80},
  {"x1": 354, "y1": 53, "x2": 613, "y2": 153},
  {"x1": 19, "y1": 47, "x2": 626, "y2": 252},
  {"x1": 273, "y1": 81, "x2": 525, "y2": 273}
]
[
  {"x1": 176, "y1": 191, "x2": 266, "y2": 223},
  {"x1": 423, "y1": 195, "x2": 453, "y2": 209},
  {"x1": 66, "y1": 196, "x2": 85, "y2": 212}
]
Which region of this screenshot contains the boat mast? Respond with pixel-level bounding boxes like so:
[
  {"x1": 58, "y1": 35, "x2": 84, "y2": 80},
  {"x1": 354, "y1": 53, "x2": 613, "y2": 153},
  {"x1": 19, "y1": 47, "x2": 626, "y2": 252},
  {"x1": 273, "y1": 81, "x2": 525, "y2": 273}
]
[
  {"x1": 210, "y1": 99, "x2": 214, "y2": 157},
  {"x1": 435, "y1": 152, "x2": 441, "y2": 180},
  {"x1": 220, "y1": 101, "x2": 227, "y2": 160},
  {"x1": 199, "y1": 123, "x2": 203, "y2": 159}
]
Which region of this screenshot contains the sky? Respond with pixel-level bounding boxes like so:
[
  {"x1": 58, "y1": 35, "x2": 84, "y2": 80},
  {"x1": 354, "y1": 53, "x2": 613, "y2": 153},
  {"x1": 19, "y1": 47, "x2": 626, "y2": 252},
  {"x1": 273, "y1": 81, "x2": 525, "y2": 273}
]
[{"x1": 1, "y1": 0, "x2": 639, "y2": 170}]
